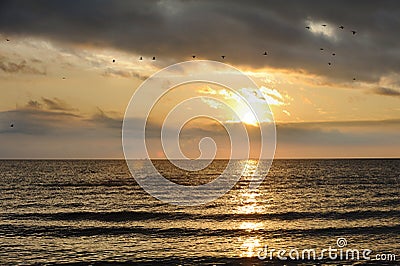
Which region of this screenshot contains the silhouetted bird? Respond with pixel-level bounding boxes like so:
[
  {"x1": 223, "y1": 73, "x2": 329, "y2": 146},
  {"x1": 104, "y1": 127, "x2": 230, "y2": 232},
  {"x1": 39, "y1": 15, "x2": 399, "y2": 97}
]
[
  {"x1": 305, "y1": 26, "x2": 310, "y2": 29},
  {"x1": 322, "y1": 24, "x2": 327, "y2": 27},
  {"x1": 332, "y1": 53, "x2": 336, "y2": 56},
  {"x1": 353, "y1": 78, "x2": 356, "y2": 81},
  {"x1": 339, "y1": 26, "x2": 344, "y2": 29},
  {"x1": 139, "y1": 56, "x2": 143, "y2": 60},
  {"x1": 221, "y1": 55, "x2": 225, "y2": 59},
  {"x1": 192, "y1": 55, "x2": 196, "y2": 58},
  {"x1": 152, "y1": 57, "x2": 156, "y2": 60},
  {"x1": 263, "y1": 51, "x2": 268, "y2": 56},
  {"x1": 62, "y1": 77, "x2": 66, "y2": 80},
  {"x1": 112, "y1": 59, "x2": 115, "y2": 63},
  {"x1": 320, "y1": 48, "x2": 324, "y2": 51},
  {"x1": 6, "y1": 39, "x2": 10, "y2": 42},
  {"x1": 351, "y1": 30, "x2": 357, "y2": 35},
  {"x1": 328, "y1": 62, "x2": 332, "y2": 66},
  {"x1": 10, "y1": 124, "x2": 14, "y2": 128}
]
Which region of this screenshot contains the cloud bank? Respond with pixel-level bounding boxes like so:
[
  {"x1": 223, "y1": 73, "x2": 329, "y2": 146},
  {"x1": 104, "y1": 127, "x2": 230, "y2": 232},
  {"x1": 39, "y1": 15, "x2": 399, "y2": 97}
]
[
  {"x1": 0, "y1": 97, "x2": 399, "y2": 158},
  {"x1": 1, "y1": 0, "x2": 400, "y2": 86}
]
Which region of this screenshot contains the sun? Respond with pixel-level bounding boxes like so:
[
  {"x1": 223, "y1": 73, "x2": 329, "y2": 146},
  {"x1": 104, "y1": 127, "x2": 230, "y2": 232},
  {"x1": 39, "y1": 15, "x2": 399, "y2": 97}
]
[{"x1": 241, "y1": 111, "x2": 259, "y2": 126}]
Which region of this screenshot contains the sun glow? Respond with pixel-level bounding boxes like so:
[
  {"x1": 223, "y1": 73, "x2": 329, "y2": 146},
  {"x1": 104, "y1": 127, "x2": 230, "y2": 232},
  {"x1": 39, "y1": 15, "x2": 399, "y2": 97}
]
[
  {"x1": 198, "y1": 86, "x2": 276, "y2": 125},
  {"x1": 241, "y1": 111, "x2": 259, "y2": 126}
]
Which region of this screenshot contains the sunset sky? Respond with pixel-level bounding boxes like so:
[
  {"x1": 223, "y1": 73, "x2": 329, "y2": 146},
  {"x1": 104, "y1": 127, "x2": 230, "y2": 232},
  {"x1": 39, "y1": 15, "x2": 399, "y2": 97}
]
[{"x1": 0, "y1": 0, "x2": 399, "y2": 158}]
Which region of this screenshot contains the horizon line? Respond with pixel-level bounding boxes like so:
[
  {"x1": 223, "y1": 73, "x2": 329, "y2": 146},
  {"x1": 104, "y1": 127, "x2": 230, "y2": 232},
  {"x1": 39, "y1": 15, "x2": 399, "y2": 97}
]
[{"x1": 0, "y1": 157, "x2": 399, "y2": 160}]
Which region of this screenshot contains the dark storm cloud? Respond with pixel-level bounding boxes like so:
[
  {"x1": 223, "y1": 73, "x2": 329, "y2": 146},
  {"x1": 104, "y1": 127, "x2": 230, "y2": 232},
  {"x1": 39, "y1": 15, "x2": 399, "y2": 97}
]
[
  {"x1": 1, "y1": 0, "x2": 399, "y2": 84},
  {"x1": 371, "y1": 87, "x2": 400, "y2": 97}
]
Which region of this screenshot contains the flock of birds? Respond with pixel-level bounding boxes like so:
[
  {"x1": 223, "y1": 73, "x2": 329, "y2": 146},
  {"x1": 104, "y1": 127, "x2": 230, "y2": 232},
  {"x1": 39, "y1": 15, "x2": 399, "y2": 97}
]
[
  {"x1": 108, "y1": 24, "x2": 358, "y2": 80},
  {"x1": 134, "y1": 55, "x2": 230, "y2": 61},
  {"x1": 306, "y1": 24, "x2": 356, "y2": 35},
  {"x1": 4, "y1": 23, "x2": 358, "y2": 128},
  {"x1": 306, "y1": 24, "x2": 358, "y2": 81}
]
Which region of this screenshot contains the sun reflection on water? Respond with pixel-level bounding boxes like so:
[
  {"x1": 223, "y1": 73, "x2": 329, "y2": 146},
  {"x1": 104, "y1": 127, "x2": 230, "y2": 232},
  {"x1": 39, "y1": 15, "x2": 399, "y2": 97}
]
[
  {"x1": 235, "y1": 187, "x2": 265, "y2": 214},
  {"x1": 239, "y1": 221, "x2": 263, "y2": 232},
  {"x1": 235, "y1": 160, "x2": 266, "y2": 214},
  {"x1": 241, "y1": 159, "x2": 258, "y2": 178},
  {"x1": 239, "y1": 236, "x2": 263, "y2": 257},
  {"x1": 235, "y1": 160, "x2": 268, "y2": 257}
]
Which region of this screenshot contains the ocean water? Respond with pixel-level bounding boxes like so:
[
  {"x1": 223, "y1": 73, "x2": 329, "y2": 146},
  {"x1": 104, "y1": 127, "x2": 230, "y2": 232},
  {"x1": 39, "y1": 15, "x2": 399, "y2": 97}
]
[{"x1": 0, "y1": 159, "x2": 399, "y2": 265}]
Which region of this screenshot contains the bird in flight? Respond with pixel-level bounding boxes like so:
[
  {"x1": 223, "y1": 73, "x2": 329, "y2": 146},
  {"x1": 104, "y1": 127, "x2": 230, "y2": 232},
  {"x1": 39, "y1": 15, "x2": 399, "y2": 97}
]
[
  {"x1": 192, "y1": 55, "x2": 196, "y2": 58},
  {"x1": 322, "y1": 24, "x2": 327, "y2": 27},
  {"x1": 305, "y1": 26, "x2": 310, "y2": 29},
  {"x1": 62, "y1": 77, "x2": 66, "y2": 80},
  {"x1": 112, "y1": 59, "x2": 115, "y2": 63},
  {"x1": 152, "y1": 57, "x2": 156, "y2": 60},
  {"x1": 339, "y1": 26, "x2": 344, "y2": 29},
  {"x1": 6, "y1": 39, "x2": 10, "y2": 42},
  {"x1": 328, "y1": 62, "x2": 332, "y2": 66},
  {"x1": 263, "y1": 51, "x2": 268, "y2": 56},
  {"x1": 351, "y1": 30, "x2": 357, "y2": 35},
  {"x1": 353, "y1": 78, "x2": 356, "y2": 81},
  {"x1": 10, "y1": 124, "x2": 14, "y2": 128},
  {"x1": 320, "y1": 48, "x2": 324, "y2": 51},
  {"x1": 221, "y1": 55, "x2": 225, "y2": 59},
  {"x1": 332, "y1": 53, "x2": 336, "y2": 56}
]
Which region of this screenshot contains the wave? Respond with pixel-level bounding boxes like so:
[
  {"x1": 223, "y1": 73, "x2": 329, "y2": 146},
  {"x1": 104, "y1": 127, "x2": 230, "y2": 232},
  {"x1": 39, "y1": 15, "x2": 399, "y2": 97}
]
[
  {"x1": 1, "y1": 223, "x2": 399, "y2": 238},
  {"x1": 5, "y1": 209, "x2": 400, "y2": 222},
  {"x1": 27, "y1": 256, "x2": 399, "y2": 266}
]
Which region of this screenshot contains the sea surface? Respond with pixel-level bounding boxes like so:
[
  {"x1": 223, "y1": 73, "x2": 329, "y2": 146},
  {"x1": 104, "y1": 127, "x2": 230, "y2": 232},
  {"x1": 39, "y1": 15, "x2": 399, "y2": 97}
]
[{"x1": 0, "y1": 159, "x2": 399, "y2": 265}]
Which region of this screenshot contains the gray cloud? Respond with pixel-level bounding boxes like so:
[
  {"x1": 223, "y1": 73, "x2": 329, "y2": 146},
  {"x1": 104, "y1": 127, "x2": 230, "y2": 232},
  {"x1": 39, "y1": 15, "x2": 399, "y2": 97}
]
[
  {"x1": 1, "y1": 98, "x2": 87, "y2": 136},
  {"x1": 102, "y1": 68, "x2": 148, "y2": 80},
  {"x1": 0, "y1": 106, "x2": 122, "y2": 158},
  {"x1": 41, "y1": 97, "x2": 77, "y2": 111},
  {"x1": 0, "y1": 1, "x2": 399, "y2": 84},
  {"x1": 26, "y1": 100, "x2": 43, "y2": 109},
  {"x1": 277, "y1": 124, "x2": 397, "y2": 146},
  {"x1": 0, "y1": 57, "x2": 46, "y2": 75},
  {"x1": 0, "y1": 98, "x2": 125, "y2": 158},
  {"x1": 371, "y1": 87, "x2": 400, "y2": 97},
  {"x1": 0, "y1": 107, "x2": 81, "y2": 135},
  {"x1": 23, "y1": 97, "x2": 77, "y2": 111},
  {"x1": 132, "y1": 118, "x2": 400, "y2": 151},
  {"x1": 87, "y1": 107, "x2": 122, "y2": 129},
  {"x1": 280, "y1": 119, "x2": 400, "y2": 127}
]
